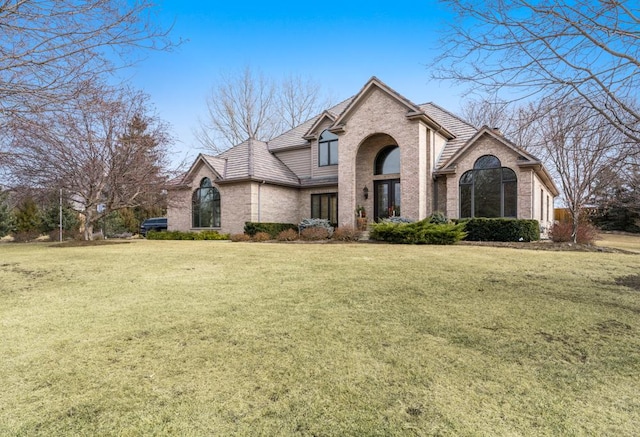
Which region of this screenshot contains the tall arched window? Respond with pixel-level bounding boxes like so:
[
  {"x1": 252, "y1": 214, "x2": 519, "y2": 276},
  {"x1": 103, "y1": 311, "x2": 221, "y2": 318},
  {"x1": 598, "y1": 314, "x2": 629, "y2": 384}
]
[
  {"x1": 459, "y1": 155, "x2": 517, "y2": 218},
  {"x1": 318, "y1": 130, "x2": 338, "y2": 166},
  {"x1": 374, "y1": 145, "x2": 400, "y2": 175},
  {"x1": 192, "y1": 177, "x2": 221, "y2": 227}
]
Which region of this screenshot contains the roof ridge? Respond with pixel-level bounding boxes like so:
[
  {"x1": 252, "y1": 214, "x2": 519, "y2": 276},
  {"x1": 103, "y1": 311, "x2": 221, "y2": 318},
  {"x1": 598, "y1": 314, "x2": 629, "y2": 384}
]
[{"x1": 420, "y1": 101, "x2": 477, "y2": 130}]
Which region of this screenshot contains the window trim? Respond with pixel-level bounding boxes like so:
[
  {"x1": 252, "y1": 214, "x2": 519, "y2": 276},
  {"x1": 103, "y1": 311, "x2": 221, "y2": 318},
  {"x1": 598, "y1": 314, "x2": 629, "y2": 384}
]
[
  {"x1": 192, "y1": 177, "x2": 221, "y2": 228},
  {"x1": 311, "y1": 192, "x2": 338, "y2": 225},
  {"x1": 374, "y1": 145, "x2": 400, "y2": 175},
  {"x1": 459, "y1": 155, "x2": 518, "y2": 219},
  {"x1": 318, "y1": 130, "x2": 338, "y2": 167}
]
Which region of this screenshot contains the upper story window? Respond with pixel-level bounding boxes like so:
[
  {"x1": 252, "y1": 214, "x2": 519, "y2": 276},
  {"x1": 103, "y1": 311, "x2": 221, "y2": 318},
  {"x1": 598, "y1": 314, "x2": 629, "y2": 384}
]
[
  {"x1": 318, "y1": 130, "x2": 338, "y2": 166},
  {"x1": 374, "y1": 145, "x2": 400, "y2": 175},
  {"x1": 459, "y1": 155, "x2": 517, "y2": 218}
]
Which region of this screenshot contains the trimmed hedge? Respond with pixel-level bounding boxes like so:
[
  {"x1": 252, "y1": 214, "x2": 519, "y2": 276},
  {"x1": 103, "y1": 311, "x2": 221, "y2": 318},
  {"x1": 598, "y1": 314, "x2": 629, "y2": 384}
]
[
  {"x1": 462, "y1": 218, "x2": 540, "y2": 242},
  {"x1": 370, "y1": 219, "x2": 467, "y2": 245},
  {"x1": 244, "y1": 222, "x2": 297, "y2": 238},
  {"x1": 146, "y1": 230, "x2": 229, "y2": 240}
]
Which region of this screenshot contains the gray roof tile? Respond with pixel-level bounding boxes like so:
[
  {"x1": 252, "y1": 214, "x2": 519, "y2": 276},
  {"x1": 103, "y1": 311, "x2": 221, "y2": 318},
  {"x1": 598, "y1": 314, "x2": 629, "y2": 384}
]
[
  {"x1": 218, "y1": 139, "x2": 300, "y2": 186},
  {"x1": 419, "y1": 102, "x2": 478, "y2": 168}
]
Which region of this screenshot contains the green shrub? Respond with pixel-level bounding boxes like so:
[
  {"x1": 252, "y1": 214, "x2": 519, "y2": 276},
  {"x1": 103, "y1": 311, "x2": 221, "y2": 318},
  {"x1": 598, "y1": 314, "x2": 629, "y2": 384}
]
[
  {"x1": 428, "y1": 211, "x2": 449, "y2": 224},
  {"x1": 276, "y1": 229, "x2": 299, "y2": 241},
  {"x1": 244, "y1": 222, "x2": 297, "y2": 238},
  {"x1": 370, "y1": 219, "x2": 466, "y2": 245},
  {"x1": 147, "y1": 230, "x2": 229, "y2": 240},
  {"x1": 462, "y1": 218, "x2": 540, "y2": 242}
]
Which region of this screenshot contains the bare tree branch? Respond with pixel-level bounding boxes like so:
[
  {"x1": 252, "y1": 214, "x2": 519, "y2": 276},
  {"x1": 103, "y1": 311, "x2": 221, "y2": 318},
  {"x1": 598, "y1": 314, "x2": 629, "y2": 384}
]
[
  {"x1": 432, "y1": 0, "x2": 640, "y2": 144},
  {"x1": 5, "y1": 82, "x2": 171, "y2": 240},
  {"x1": 195, "y1": 67, "x2": 333, "y2": 154},
  {"x1": 0, "y1": 0, "x2": 176, "y2": 117}
]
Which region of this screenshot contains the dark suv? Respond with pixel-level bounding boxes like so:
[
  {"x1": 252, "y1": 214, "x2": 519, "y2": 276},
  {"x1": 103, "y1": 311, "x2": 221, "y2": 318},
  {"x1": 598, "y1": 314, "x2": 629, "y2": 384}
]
[{"x1": 140, "y1": 217, "x2": 168, "y2": 237}]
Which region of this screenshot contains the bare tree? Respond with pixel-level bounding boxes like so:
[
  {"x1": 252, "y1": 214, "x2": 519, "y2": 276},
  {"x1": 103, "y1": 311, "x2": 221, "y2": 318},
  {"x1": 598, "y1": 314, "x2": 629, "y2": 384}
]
[
  {"x1": 195, "y1": 67, "x2": 333, "y2": 153},
  {"x1": 432, "y1": 0, "x2": 640, "y2": 145},
  {"x1": 526, "y1": 98, "x2": 628, "y2": 242},
  {"x1": 0, "y1": 0, "x2": 175, "y2": 174},
  {"x1": 460, "y1": 97, "x2": 542, "y2": 152},
  {"x1": 6, "y1": 83, "x2": 171, "y2": 240},
  {"x1": 277, "y1": 74, "x2": 333, "y2": 130}
]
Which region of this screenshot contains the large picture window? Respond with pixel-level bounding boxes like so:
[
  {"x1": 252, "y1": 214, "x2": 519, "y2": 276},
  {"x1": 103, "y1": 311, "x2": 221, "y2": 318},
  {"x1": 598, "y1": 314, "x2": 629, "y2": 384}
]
[
  {"x1": 311, "y1": 193, "x2": 338, "y2": 225},
  {"x1": 459, "y1": 155, "x2": 517, "y2": 218},
  {"x1": 192, "y1": 177, "x2": 221, "y2": 227},
  {"x1": 318, "y1": 130, "x2": 338, "y2": 166}
]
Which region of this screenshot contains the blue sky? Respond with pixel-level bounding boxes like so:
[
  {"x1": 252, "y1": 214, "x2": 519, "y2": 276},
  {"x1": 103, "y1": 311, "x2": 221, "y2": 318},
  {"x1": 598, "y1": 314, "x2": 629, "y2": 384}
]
[{"x1": 126, "y1": 1, "x2": 467, "y2": 167}]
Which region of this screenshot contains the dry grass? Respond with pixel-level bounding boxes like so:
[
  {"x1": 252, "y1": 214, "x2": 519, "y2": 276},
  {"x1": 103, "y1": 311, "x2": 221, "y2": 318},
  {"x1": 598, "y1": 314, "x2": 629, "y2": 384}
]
[
  {"x1": 1, "y1": 240, "x2": 639, "y2": 435},
  {"x1": 596, "y1": 232, "x2": 640, "y2": 253}
]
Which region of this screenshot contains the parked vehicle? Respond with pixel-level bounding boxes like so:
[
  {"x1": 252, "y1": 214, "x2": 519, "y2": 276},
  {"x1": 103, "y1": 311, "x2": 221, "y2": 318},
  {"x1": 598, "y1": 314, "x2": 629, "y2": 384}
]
[{"x1": 140, "y1": 217, "x2": 167, "y2": 237}]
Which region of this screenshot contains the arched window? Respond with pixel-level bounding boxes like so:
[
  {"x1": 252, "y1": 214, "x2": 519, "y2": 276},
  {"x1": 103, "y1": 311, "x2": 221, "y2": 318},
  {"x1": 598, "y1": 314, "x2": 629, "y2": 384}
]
[
  {"x1": 192, "y1": 177, "x2": 220, "y2": 227},
  {"x1": 318, "y1": 130, "x2": 338, "y2": 166},
  {"x1": 374, "y1": 145, "x2": 400, "y2": 175},
  {"x1": 459, "y1": 155, "x2": 517, "y2": 218}
]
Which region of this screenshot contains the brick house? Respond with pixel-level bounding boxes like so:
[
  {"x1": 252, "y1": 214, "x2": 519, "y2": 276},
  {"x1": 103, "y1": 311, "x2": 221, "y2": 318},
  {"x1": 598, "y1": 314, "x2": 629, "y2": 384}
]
[{"x1": 167, "y1": 77, "x2": 558, "y2": 235}]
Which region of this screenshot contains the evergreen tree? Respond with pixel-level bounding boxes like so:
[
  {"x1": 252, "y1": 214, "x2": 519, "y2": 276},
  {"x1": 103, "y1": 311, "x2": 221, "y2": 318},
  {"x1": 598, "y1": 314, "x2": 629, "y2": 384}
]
[
  {"x1": 14, "y1": 197, "x2": 42, "y2": 233},
  {"x1": 0, "y1": 189, "x2": 15, "y2": 237}
]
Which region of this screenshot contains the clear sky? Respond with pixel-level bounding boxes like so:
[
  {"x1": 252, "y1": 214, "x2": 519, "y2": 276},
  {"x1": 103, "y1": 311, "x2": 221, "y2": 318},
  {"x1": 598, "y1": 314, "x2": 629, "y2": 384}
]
[{"x1": 125, "y1": 1, "x2": 468, "y2": 168}]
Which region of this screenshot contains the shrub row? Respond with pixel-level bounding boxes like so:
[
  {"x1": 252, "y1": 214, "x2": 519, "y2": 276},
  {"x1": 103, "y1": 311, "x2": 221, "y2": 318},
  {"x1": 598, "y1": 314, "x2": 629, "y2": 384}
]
[
  {"x1": 230, "y1": 225, "x2": 362, "y2": 242},
  {"x1": 370, "y1": 219, "x2": 466, "y2": 245},
  {"x1": 461, "y1": 218, "x2": 540, "y2": 242},
  {"x1": 244, "y1": 222, "x2": 297, "y2": 238},
  {"x1": 146, "y1": 230, "x2": 229, "y2": 240}
]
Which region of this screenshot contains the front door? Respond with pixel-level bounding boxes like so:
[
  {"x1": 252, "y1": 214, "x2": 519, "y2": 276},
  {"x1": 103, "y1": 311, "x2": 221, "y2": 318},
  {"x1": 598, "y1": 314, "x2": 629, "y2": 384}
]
[{"x1": 374, "y1": 179, "x2": 401, "y2": 220}]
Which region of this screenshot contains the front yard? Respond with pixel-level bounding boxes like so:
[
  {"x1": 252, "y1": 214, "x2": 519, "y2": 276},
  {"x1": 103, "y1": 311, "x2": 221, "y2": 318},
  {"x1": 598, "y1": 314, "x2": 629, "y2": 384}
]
[{"x1": 1, "y1": 240, "x2": 639, "y2": 435}]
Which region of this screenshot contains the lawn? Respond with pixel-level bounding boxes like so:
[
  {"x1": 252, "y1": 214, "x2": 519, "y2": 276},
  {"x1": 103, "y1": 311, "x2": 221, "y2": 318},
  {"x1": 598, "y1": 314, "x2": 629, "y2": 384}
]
[{"x1": 1, "y1": 240, "x2": 639, "y2": 436}]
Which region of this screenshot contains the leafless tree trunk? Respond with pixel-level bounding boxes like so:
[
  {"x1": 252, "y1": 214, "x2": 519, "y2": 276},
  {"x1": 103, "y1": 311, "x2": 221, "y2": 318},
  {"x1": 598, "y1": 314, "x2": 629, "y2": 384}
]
[
  {"x1": 527, "y1": 98, "x2": 628, "y2": 242},
  {"x1": 5, "y1": 83, "x2": 171, "y2": 240},
  {"x1": 195, "y1": 67, "x2": 333, "y2": 153},
  {"x1": 432, "y1": 0, "x2": 640, "y2": 146}
]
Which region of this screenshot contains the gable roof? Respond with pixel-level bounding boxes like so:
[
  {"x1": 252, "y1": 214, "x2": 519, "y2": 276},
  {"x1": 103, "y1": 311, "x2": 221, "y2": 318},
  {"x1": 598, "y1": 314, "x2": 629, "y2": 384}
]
[
  {"x1": 186, "y1": 76, "x2": 556, "y2": 194},
  {"x1": 181, "y1": 153, "x2": 225, "y2": 184},
  {"x1": 268, "y1": 97, "x2": 354, "y2": 151},
  {"x1": 330, "y1": 77, "x2": 455, "y2": 138},
  {"x1": 216, "y1": 138, "x2": 300, "y2": 186},
  {"x1": 436, "y1": 126, "x2": 560, "y2": 195},
  {"x1": 419, "y1": 102, "x2": 478, "y2": 168}
]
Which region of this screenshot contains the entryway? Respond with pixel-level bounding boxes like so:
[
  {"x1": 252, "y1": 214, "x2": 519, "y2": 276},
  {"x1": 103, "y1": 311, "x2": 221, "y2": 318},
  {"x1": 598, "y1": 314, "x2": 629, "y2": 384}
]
[{"x1": 374, "y1": 179, "x2": 401, "y2": 220}]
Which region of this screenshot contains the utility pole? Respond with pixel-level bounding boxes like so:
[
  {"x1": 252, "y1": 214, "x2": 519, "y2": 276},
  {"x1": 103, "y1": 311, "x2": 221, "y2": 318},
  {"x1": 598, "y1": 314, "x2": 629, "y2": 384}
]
[{"x1": 59, "y1": 188, "x2": 63, "y2": 242}]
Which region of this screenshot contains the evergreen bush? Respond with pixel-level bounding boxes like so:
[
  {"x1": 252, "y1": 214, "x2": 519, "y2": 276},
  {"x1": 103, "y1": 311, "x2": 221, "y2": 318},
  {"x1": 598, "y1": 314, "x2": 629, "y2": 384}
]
[
  {"x1": 146, "y1": 230, "x2": 229, "y2": 240},
  {"x1": 370, "y1": 219, "x2": 466, "y2": 245},
  {"x1": 462, "y1": 218, "x2": 540, "y2": 242},
  {"x1": 244, "y1": 222, "x2": 297, "y2": 238},
  {"x1": 298, "y1": 218, "x2": 334, "y2": 237}
]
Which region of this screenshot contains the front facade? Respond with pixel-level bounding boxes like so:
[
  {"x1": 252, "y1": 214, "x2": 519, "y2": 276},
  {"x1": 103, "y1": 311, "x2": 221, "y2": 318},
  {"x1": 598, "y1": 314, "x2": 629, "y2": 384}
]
[{"x1": 168, "y1": 77, "x2": 558, "y2": 236}]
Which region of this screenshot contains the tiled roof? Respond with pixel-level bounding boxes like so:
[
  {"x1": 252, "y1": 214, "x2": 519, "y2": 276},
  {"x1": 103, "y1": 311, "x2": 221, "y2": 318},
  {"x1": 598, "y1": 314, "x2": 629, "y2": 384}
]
[
  {"x1": 204, "y1": 78, "x2": 482, "y2": 186},
  {"x1": 217, "y1": 138, "x2": 300, "y2": 186},
  {"x1": 268, "y1": 97, "x2": 354, "y2": 151},
  {"x1": 419, "y1": 102, "x2": 478, "y2": 168}
]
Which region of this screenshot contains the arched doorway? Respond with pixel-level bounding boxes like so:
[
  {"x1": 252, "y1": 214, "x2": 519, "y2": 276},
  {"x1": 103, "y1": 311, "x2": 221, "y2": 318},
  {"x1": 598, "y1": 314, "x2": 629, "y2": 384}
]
[{"x1": 374, "y1": 145, "x2": 401, "y2": 220}]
